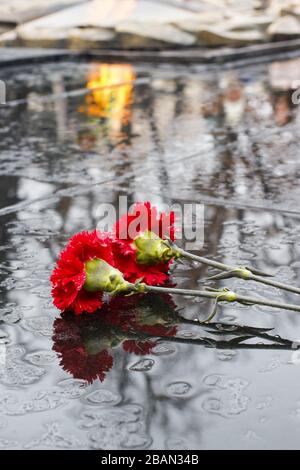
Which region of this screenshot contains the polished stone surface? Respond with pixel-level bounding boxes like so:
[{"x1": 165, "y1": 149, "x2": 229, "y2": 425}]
[{"x1": 1, "y1": 56, "x2": 300, "y2": 449}]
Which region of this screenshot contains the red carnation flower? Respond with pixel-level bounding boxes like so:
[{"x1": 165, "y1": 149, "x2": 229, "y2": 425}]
[
  {"x1": 113, "y1": 202, "x2": 176, "y2": 286},
  {"x1": 52, "y1": 293, "x2": 178, "y2": 383},
  {"x1": 115, "y1": 201, "x2": 175, "y2": 242},
  {"x1": 50, "y1": 230, "x2": 114, "y2": 315},
  {"x1": 52, "y1": 310, "x2": 114, "y2": 383}
]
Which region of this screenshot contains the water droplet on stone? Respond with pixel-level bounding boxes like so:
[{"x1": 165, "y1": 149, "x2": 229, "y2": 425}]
[
  {"x1": 123, "y1": 433, "x2": 152, "y2": 449},
  {"x1": 152, "y1": 343, "x2": 177, "y2": 356},
  {"x1": 202, "y1": 397, "x2": 224, "y2": 415},
  {"x1": 22, "y1": 316, "x2": 53, "y2": 336},
  {"x1": 57, "y1": 378, "x2": 88, "y2": 390},
  {"x1": 25, "y1": 350, "x2": 57, "y2": 366},
  {"x1": 203, "y1": 374, "x2": 224, "y2": 388},
  {"x1": 177, "y1": 329, "x2": 197, "y2": 338},
  {"x1": 256, "y1": 395, "x2": 273, "y2": 410},
  {"x1": 217, "y1": 350, "x2": 237, "y2": 361},
  {"x1": 166, "y1": 381, "x2": 191, "y2": 396},
  {"x1": 55, "y1": 378, "x2": 88, "y2": 398},
  {"x1": 85, "y1": 389, "x2": 121, "y2": 405},
  {"x1": 129, "y1": 359, "x2": 154, "y2": 372}
]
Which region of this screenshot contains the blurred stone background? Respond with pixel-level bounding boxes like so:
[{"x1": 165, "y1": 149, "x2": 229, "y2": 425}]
[{"x1": 1, "y1": 0, "x2": 300, "y2": 49}]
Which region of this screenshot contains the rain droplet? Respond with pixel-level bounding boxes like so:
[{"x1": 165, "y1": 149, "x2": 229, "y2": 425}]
[
  {"x1": 166, "y1": 381, "x2": 191, "y2": 396},
  {"x1": 203, "y1": 374, "x2": 224, "y2": 388},
  {"x1": 55, "y1": 378, "x2": 88, "y2": 398},
  {"x1": 57, "y1": 378, "x2": 88, "y2": 390},
  {"x1": 256, "y1": 395, "x2": 273, "y2": 410},
  {"x1": 129, "y1": 359, "x2": 154, "y2": 372},
  {"x1": 22, "y1": 316, "x2": 53, "y2": 336},
  {"x1": 177, "y1": 329, "x2": 197, "y2": 338},
  {"x1": 25, "y1": 350, "x2": 57, "y2": 366},
  {"x1": 123, "y1": 434, "x2": 152, "y2": 449},
  {"x1": 152, "y1": 343, "x2": 177, "y2": 356},
  {"x1": 202, "y1": 397, "x2": 225, "y2": 416},
  {"x1": 85, "y1": 389, "x2": 121, "y2": 405},
  {"x1": 225, "y1": 377, "x2": 249, "y2": 392},
  {"x1": 217, "y1": 350, "x2": 237, "y2": 361}
]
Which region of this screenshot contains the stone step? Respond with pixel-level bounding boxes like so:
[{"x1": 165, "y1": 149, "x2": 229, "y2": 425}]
[
  {"x1": 2, "y1": 0, "x2": 300, "y2": 50},
  {"x1": 268, "y1": 15, "x2": 300, "y2": 40},
  {"x1": 16, "y1": 0, "x2": 197, "y2": 32},
  {"x1": 116, "y1": 21, "x2": 196, "y2": 48},
  {"x1": 11, "y1": 0, "x2": 199, "y2": 49},
  {"x1": 0, "y1": 0, "x2": 86, "y2": 25}
]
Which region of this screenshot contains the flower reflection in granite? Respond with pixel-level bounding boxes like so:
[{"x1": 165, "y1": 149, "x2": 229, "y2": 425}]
[{"x1": 52, "y1": 293, "x2": 178, "y2": 384}]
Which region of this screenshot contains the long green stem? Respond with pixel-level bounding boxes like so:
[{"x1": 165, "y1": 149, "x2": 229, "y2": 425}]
[
  {"x1": 177, "y1": 248, "x2": 236, "y2": 272},
  {"x1": 176, "y1": 247, "x2": 300, "y2": 296},
  {"x1": 129, "y1": 283, "x2": 300, "y2": 314}
]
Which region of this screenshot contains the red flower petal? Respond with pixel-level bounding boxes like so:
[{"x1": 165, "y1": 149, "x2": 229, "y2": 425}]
[
  {"x1": 52, "y1": 312, "x2": 114, "y2": 383},
  {"x1": 114, "y1": 201, "x2": 175, "y2": 243},
  {"x1": 50, "y1": 230, "x2": 113, "y2": 315},
  {"x1": 113, "y1": 202, "x2": 175, "y2": 286},
  {"x1": 112, "y1": 245, "x2": 171, "y2": 286},
  {"x1": 69, "y1": 289, "x2": 104, "y2": 315}
]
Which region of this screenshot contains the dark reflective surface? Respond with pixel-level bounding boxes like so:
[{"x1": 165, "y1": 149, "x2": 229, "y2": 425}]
[{"x1": 1, "y1": 58, "x2": 300, "y2": 449}]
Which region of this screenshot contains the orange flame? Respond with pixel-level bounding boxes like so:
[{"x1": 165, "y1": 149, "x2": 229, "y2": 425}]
[{"x1": 79, "y1": 63, "x2": 136, "y2": 134}]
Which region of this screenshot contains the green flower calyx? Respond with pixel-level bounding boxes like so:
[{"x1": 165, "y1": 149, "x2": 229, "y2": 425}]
[
  {"x1": 219, "y1": 289, "x2": 237, "y2": 302},
  {"x1": 84, "y1": 259, "x2": 130, "y2": 294},
  {"x1": 133, "y1": 230, "x2": 181, "y2": 265},
  {"x1": 234, "y1": 267, "x2": 252, "y2": 280}
]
